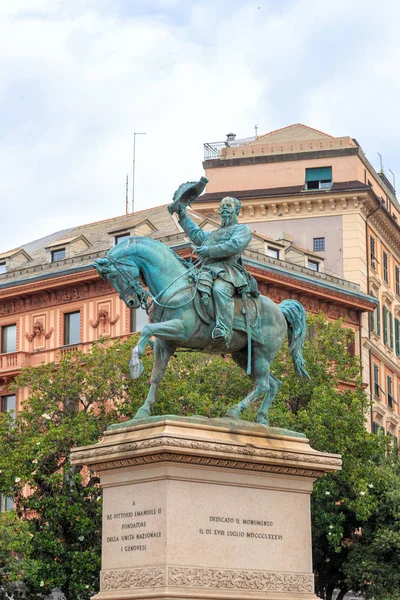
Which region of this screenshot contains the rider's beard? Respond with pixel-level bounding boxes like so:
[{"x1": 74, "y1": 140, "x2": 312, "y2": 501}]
[{"x1": 221, "y1": 212, "x2": 234, "y2": 227}]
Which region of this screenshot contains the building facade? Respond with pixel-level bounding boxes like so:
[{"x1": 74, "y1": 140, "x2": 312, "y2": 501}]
[
  {"x1": 197, "y1": 123, "x2": 399, "y2": 439},
  {"x1": 0, "y1": 192, "x2": 376, "y2": 510}
]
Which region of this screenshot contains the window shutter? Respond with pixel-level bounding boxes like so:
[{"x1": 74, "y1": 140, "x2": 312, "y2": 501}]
[
  {"x1": 377, "y1": 299, "x2": 381, "y2": 336},
  {"x1": 305, "y1": 167, "x2": 332, "y2": 182},
  {"x1": 395, "y1": 318, "x2": 400, "y2": 356},
  {"x1": 370, "y1": 308, "x2": 375, "y2": 332},
  {"x1": 390, "y1": 312, "x2": 394, "y2": 348},
  {"x1": 383, "y1": 305, "x2": 388, "y2": 344},
  {"x1": 372, "y1": 421, "x2": 379, "y2": 434}
]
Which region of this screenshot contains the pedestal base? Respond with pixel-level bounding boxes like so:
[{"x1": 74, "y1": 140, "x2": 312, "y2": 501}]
[{"x1": 71, "y1": 416, "x2": 341, "y2": 600}]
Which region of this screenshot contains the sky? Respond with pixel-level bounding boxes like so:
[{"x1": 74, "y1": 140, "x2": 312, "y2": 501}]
[{"x1": 1, "y1": 0, "x2": 400, "y2": 253}]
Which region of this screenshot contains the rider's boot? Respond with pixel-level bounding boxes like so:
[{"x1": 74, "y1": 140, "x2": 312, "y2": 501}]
[{"x1": 212, "y1": 279, "x2": 234, "y2": 346}]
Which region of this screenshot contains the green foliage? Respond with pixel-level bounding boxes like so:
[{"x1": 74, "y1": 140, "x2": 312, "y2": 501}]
[{"x1": 0, "y1": 315, "x2": 398, "y2": 600}]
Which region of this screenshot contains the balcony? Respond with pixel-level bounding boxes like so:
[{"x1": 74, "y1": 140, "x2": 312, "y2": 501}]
[
  {"x1": 0, "y1": 351, "x2": 30, "y2": 373},
  {"x1": 203, "y1": 135, "x2": 256, "y2": 161}
]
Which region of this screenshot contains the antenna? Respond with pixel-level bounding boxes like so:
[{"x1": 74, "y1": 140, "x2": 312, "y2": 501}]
[
  {"x1": 377, "y1": 152, "x2": 384, "y2": 173},
  {"x1": 389, "y1": 169, "x2": 396, "y2": 191},
  {"x1": 125, "y1": 174, "x2": 129, "y2": 215},
  {"x1": 255, "y1": 124, "x2": 258, "y2": 137}
]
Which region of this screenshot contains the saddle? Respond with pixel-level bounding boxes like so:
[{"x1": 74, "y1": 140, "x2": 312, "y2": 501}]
[{"x1": 193, "y1": 286, "x2": 263, "y2": 344}]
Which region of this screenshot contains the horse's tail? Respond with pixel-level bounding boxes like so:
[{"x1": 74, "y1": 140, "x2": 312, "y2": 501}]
[{"x1": 279, "y1": 300, "x2": 310, "y2": 379}]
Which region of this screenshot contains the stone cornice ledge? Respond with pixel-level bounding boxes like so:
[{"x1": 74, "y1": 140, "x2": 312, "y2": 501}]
[{"x1": 71, "y1": 417, "x2": 341, "y2": 479}]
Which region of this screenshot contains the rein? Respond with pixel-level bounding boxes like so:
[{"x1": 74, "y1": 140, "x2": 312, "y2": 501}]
[{"x1": 106, "y1": 252, "x2": 202, "y2": 313}]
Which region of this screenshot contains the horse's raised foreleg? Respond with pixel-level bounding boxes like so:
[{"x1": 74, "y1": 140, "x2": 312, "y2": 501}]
[
  {"x1": 130, "y1": 319, "x2": 186, "y2": 379},
  {"x1": 134, "y1": 338, "x2": 175, "y2": 419},
  {"x1": 225, "y1": 347, "x2": 270, "y2": 421},
  {"x1": 257, "y1": 373, "x2": 282, "y2": 426}
]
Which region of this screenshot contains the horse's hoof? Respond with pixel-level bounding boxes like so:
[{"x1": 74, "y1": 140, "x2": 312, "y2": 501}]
[
  {"x1": 257, "y1": 417, "x2": 269, "y2": 427},
  {"x1": 134, "y1": 407, "x2": 151, "y2": 420},
  {"x1": 225, "y1": 407, "x2": 241, "y2": 419},
  {"x1": 130, "y1": 348, "x2": 144, "y2": 379}
]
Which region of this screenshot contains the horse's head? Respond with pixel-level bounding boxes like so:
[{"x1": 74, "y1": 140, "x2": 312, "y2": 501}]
[{"x1": 94, "y1": 243, "x2": 143, "y2": 309}]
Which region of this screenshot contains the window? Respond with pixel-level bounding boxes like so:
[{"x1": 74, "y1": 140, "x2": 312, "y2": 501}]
[
  {"x1": 389, "y1": 312, "x2": 394, "y2": 349},
  {"x1": 0, "y1": 495, "x2": 14, "y2": 512},
  {"x1": 395, "y1": 318, "x2": 400, "y2": 356},
  {"x1": 64, "y1": 311, "x2": 80, "y2": 345},
  {"x1": 383, "y1": 252, "x2": 389, "y2": 283},
  {"x1": 51, "y1": 248, "x2": 66, "y2": 262},
  {"x1": 267, "y1": 247, "x2": 280, "y2": 259},
  {"x1": 307, "y1": 259, "x2": 319, "y2": 272},
  {"x1": 396, "y1": 266, "x2": 400, "y2": 296},
  {"x1": 305, "y1": 167, "x2": 332, "y2": 190},
  {"x1": 0, "y1": 262, "x2": 6, "y2": 274},
  {"x1": 313, "y1": 237, "x2": 325, "y2": 252},
  {"x1": 370, "y1": 236, "x2": 377, "y2": 269},
  {"x1": 372, "y1": 421, "x2": 379, "y2": 434},
  {"x1": 376, "y1": 298, "x2": 381, "y2": 336},
  {"x1": 130, "y1": 308, "x2": 148, "y2": 333},
  {"x1": 383, "y1": 305, "x2": 388, "y2": 345},
  {"x1": 387, "y1": 376, "x2": 394, "y2": 408},
  {"x1": 1, "y1": 324, "x2": 16, "y2": 353},
  {"x1": 115, "y1": 233, "x2": 130, "y2": 245},
  {"x1": 373, "y1": 364, "x2": 380, "y2": 397},
  {"x1": 1, "y1": 395, "x2": 16, "y2": 414}
]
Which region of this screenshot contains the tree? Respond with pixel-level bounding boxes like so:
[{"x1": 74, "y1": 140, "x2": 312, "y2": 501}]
[
  {"x1": 268, "y1": 314, "x2": 393, "y2": 600},
  {"x1": 0, "y1": 316, "x2": 398, "y2": 599},
  {"x1": 0, "y1": 336, "x2": 252, "y2": 598}
]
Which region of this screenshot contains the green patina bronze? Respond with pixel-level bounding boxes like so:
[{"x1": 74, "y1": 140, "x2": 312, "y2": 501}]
[{"x1": 94, "y1": 179, "x2": 310, "y2": 426}]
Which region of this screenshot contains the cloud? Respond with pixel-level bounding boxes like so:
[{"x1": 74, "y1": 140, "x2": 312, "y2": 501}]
[{"x1": 0, "y1": 0, "x2": 399, "y2": 252}]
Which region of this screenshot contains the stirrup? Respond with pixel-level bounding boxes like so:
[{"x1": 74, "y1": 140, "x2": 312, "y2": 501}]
[{"x1": 212, "y1": 326, "x2": 226, "y2": 340}]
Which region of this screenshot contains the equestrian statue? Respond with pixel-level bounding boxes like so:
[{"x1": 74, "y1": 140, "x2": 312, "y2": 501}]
[{"x1": 94, "y1": 178, "x2": 310, "y2": 426}]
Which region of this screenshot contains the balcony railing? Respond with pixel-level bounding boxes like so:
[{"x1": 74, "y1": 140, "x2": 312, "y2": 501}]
[
  {"x1": 203, "y1": 142, "x2": 227, "y2": 161},
  {"x1": 0, "y1": 351, "x2": 30, "y2": 372}
]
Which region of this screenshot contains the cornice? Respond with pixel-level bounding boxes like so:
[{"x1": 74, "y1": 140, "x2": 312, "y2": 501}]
[
  {"x1": 0, "y1": 268, "x2": 100, "y2": 300},
  {"x1": 71, "y1": 434, "x2": 342, "y2": 478},
  {"x1": 364, "y1": 338, "x2": 400, "y2": 375},
  {"x1": 203, "y1": 146, "x2": 359, "y2": 170},
  {"x1": 0, "y1": 279, "x2": 115, "y2": 318},
  {"x1": 247, "y1": 263, "x2": 374, "y2": 312}
]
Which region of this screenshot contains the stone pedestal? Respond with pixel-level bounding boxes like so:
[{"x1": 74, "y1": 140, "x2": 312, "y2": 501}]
[{"x1": 70, "y1": 416, "x2": 341, "y2": 600}]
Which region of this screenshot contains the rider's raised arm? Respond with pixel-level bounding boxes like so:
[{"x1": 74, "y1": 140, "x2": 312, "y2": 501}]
[
  {"x1": 208, "y1": 224, "x2": 252, "y2": 259},
  {"x1": 178, "y1": 213, "x2": 209, "y2": 246}
]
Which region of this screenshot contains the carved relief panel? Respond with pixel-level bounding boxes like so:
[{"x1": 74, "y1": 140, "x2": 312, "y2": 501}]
[
  {"x1": 90, "y1": 301, "x2": 120, "y2": 338},
  {"x1": 25, "y1": 314, "x2": 54, "y2": 351}
]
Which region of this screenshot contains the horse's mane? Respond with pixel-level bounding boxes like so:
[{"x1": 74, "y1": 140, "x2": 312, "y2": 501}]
[{"x1": 108, "y1": 236, "x2": 190, "y2": 269}]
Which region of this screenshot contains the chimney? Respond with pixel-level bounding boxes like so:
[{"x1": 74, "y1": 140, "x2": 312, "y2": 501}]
[
  {"x1": 226, "y1": 132, "x2": 236, "y2": 144},
  {"x1": 275, "y1": 232, "x2": 294, "y2": 247}
]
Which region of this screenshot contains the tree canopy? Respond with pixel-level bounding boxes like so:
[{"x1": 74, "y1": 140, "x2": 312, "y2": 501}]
[{"x1": 0, "y1": 315, "x2": 398, "y2": 600}]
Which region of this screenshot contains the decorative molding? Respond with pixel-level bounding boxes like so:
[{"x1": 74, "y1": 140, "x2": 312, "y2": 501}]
[
  {"x1": 168, "y1": 566, "x2": 314, "y2": 593},
  {"x1": 25, "y1": 320, "x2": 54, "y2": 342},
  {"x1": 0, "y1": 270, "x2": 101, "y2": 300},
  {"x1": 100, "y1": 566, "x2": 313, "y2": 593},
  {"x1": 89, "y1": 309, "x2": 120, "y2": 329},
  {"x1": 382, "y1": 290, "x2": 395, "y2": 304},
  {"x1": 0, "y1": 281, "x2": 114, "y2": 318},
  {"x1": 71, "y1": 435, "x2": 341, "y2": 477},
  {"x1": 101, "y1": 567, "x2": 165, "y2": 590}
]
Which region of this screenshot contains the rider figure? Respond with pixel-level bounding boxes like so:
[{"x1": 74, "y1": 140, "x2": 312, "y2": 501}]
[{"x1": 177, "y1": 197, "x2": 253, "y2": 346}]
